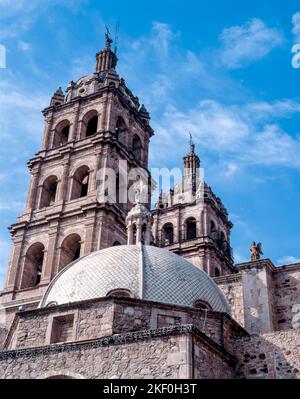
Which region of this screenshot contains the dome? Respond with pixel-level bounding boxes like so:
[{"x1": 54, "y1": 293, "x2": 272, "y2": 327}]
[{"x1": 39, "y1": 245, "x2": 230, "y2": 313}]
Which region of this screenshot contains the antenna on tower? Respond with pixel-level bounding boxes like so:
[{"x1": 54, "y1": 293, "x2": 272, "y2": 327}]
[{"x1": 114, "y1": 19, "x2": 120, "y2": 55}]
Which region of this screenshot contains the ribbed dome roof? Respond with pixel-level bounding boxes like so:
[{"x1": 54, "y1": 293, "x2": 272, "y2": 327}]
[{"x1": 39, "y1": 245, "x2": 230, "y2": 313}]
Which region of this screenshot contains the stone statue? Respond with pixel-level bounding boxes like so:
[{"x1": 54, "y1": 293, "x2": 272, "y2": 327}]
[{"x1": 250, "y1": 242, "x2": 263, "y2": 261}]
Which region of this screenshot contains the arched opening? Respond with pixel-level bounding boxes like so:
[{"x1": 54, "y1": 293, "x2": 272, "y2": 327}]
[
  {"x1": 214, "y1": 268, "x2": 221, "y2": 277},
  {"x1": 70, "y1": 166, "x2": 90, "y2": 200},
  {"x1": 59, "y1": 234, "x2": 82, "y2": 271},
  {"x1": 113, "y1": 241, "x2": 121, "y2": 246},
  {"x1": 52, "y1": 120, "x2": 70, "y2": 148},
  {"x1": 21, "y1": 243, "x2": 45, "y2": 289},
  {"x1": 194, "y1": 300, "x2": 212, "y2": 311},
  {"x1": 132, "y1": 134, "x2": 142, "y2": 162},
  {"x1": 115, "y1": 117, "x2": 127, "y2": 146},
  {"x1": 82, "y1": 110, "x2": 98, "y2": 138},
  {"x1": 106, "y1": 288, "x2": 133, "y2": 298},
  {"x1": 39, "y1": 175, "x2": 58, "y2": 209},
  {"x1": 162, "y1": 223, "x2": 174, "y2": 246},
  {"x1": 186, "y1": 218, "x2": 197, "y2": 240},
  {"x1": 210, "y1": 220, "x2": 216, "y2": 233}
]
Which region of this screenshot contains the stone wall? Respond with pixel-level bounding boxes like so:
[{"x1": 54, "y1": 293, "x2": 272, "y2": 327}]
[
  {"x1": 0, "y1": 326, "x2": 236, "y2": 379},
  {"x1": 235, "y1": 329, "x2": 300, "y2": 379},
  {"x1": 273, "y1": 265, "x2": 300, "y2": 331},
  {"x1": 215, "y1": 275, "x2": 244, "y2": 327},
  {"x1": 3, "y1": 298, "x2": 248, "y2": 359},
  {"x1": 193, "y1": 334, "x2": 235, "y2": 379}
]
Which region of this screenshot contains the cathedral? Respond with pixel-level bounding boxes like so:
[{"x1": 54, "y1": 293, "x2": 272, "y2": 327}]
[{"x1": 0, "y1": 33, "x2": 299, "y2": 380}]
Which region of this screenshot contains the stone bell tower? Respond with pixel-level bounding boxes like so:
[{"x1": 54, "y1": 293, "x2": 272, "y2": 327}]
[
  {"x1": 0, "y1": 32, "x2": 154, "y2": 329},
  {"x1": 152, "y1": 141, "x2": 234, "y2": 277}
]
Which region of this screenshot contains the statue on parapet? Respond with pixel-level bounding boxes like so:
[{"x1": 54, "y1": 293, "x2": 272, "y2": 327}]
[{"x1": 250, "y1": 242, "x2": 263, "y2": 261}]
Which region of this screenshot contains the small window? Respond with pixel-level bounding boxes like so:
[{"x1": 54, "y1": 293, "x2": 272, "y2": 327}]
[
  {"x1": 115, "y1": 117, "x2": 127, "y2": 145},
  {"x1": 86, "y1": 115, "x2": 98, "y2": 137},
  {"x1": 132, "y1": 135, "x2": 142, "y2": 161},
  {"x1": 210, "y1": 221, "x2": 216, "y2": 233},
  {"x1": 39, "y1": 176, "x2": 58, "y2": 209},
  {"x1": 21, "y1": 243, "x2": 45, "y2": 289},
  {"x1": 71, "y1": 166, "x2": 90, "y2": 200},
  {"x1": 50, "y1": 314, "x2": 74, "y2": 344},
  {"x1": 214, "y1": 268, "x2": 221, "y2": 277},
  {"x1": 194, "y1": 300, "x2": 212, "y2": 311},
  {"x1": 106, "y1": 289, "x2": 133, "y2": 298},
  {"x1": 186, "y1": 218, "x2": 197, "y2": 240},
  {"x1": 81, "y1": 110, "x2": 98, "y2": 138},
  {"x1": 59, "y1": 233, "x2": 81, "y2": 271},
  {"x1": 46, "y1": 301, "x2": 58, "y2": 308},
  {"x1": 162, "y1": 223, "x2": 174, "y2": 246}
]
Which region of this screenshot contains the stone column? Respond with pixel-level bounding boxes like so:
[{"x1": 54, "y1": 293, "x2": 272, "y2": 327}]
[
  {"x1": 5, "y1": 235, "x2": 25, "y2": 291},
  {"x1": 42, "y1": 223, "x2": 59, "y2": 282},
  {"x1": 25, "y1": 170, "x2": 39, "y2": 210},
  {"x1": 41, "y1": 112, "x2": 54, "y2": 152},
  {"x1": 145, "y1": 225, "x2": 152, "y2": 246},
  {"x1": 127, "y1": 224, "x2": 134, "y2": 245},
  {"x1": 70, "y1": 102, "x2": 80, "y2": 141},
  {"x1": 136, "y1": 223, "x2": 142, "y2": 244},
  {"x1": 58, "y1": 158, "x2": 71, "y2": 202},
  {"x1": 83, "y1": 214, "x2": 96, "y2": 256}
]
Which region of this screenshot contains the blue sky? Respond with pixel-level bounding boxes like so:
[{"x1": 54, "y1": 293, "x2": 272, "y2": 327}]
[{"x1": 1, "y1": 0, "x2": 300, "y2": 287}]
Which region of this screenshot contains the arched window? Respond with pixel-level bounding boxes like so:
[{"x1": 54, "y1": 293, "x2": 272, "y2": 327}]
[
  {"x1": 70, "y1": 166, "x2": 90, "y2": 200},
  {"x1": 106, "y1": 289, "x2": 133, "y2": 298},
  {"x1": 115, "y1": 117, "x2": 127, "y2": 146},
  {"x1": 162, "y1": 223, "x2": 174, "y2": 246},
  {"x1": 194, "y1": 300, "x2": 212, "y2": 311},
  {"x1": 39, "y1": 175, "x2": 58, "y2": 209},
  {"x1": 210, "y1": 221, "x2": 216, "y2": 233},
  {"x1": 59, "y1": 234, "x2": 81, "y2": 271},
  {"x1": 186, "y1": 218, "x2": 197, "y2": 240},
  {"x1": 214, "y1": 268, "x2": 221, "y2": 277},
  {"x1": 82, "y1": 110, "x2": 98, "y2": 138},
  {"x1": 21, "y1": 243, "x2": 45, "y2": 289},
  {"x1": 132, "y1": 134, "x2": 142, "y2": 162},
  {"x1": 52, "y1": 120, "x2": 70, "y2": 148}
]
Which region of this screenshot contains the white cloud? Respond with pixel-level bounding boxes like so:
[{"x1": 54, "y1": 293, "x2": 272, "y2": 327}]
[
  {"x1": 0, "y1": 201, "x2": 24, "y2": 211},
  {"x1": 219, "y1": 18, "x2": 284, "y2": 69},
  {"x1": 0, "y1": 0, "x2": 86, "y2": 38},
  {"x1": 277, "y1": 256, "x2": 300, "y2": 265},
  {"x1": 152, "y1": 98, "x2": 300, "y2": 169},
  {"x1": 292, "y1": 12, "x2": 300, "y2": 43},
  {"x1": 18, "y1": 40, "x2": 31, "y2": 52}
]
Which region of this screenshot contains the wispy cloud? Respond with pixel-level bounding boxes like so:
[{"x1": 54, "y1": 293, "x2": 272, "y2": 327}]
[
  {"x1": 152, "y1": 98, "x2": 300, "y2": 169},
  {"x1": 0, "y1": 0, "x2": 86, "y2": 38},
  {"x1": 292, "y1": 12, "x2": 300, "y2": 43},
  {"x1": 219, "y1": 18, "x2": 284, "y2": 69},
  {"x1": 277, "y1": 255, "x2": 300, "y2": 265}
]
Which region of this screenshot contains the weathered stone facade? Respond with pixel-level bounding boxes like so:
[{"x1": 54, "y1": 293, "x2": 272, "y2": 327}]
[
  {"x1": 0, "y1": 32, "x2": 299, "y2": 380},
  {"x1": 0, "y1": 298, "x2": 246, "y2": 379},
  {"x1": 0, "y1": 36, "x2": 153, "y2": 330}
]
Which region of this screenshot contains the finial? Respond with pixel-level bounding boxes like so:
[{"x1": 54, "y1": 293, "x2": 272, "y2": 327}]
[
  {"x1": 105, "y1": 26, "x2": 113, "y2": 49},
  {"x1": 189, "y1": 132, "x2": 195, "y2": 154}
]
